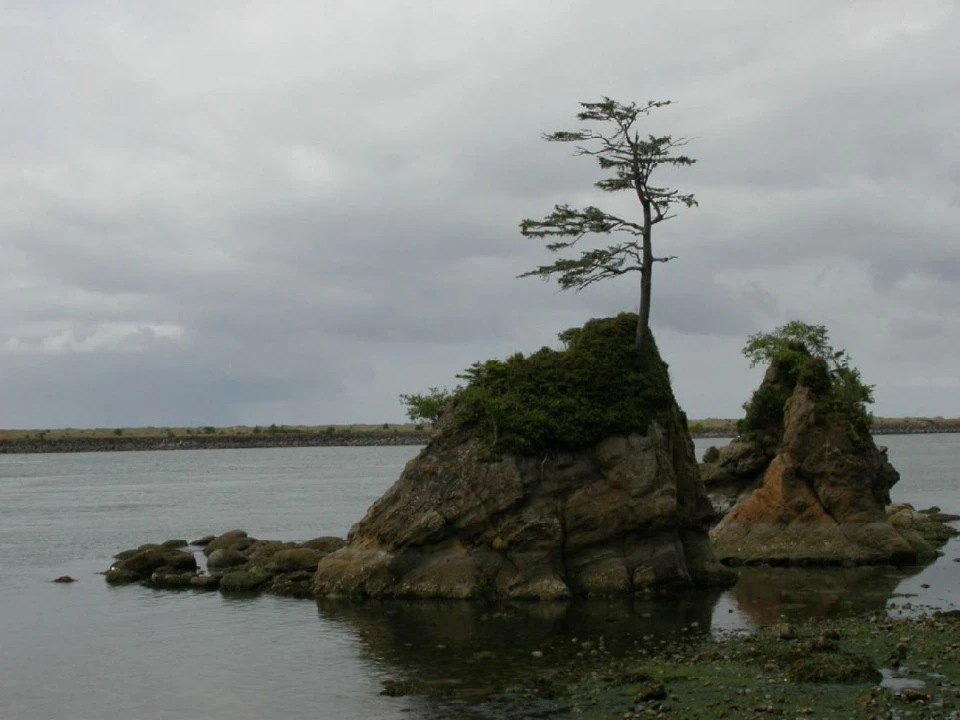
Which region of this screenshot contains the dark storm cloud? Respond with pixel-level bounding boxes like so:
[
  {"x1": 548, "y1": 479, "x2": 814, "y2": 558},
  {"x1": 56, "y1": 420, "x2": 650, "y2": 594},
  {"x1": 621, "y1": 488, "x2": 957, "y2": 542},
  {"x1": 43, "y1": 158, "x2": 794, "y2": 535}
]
[{"x1": 2, "y1": 0, "x2": 959, "y2": 427}]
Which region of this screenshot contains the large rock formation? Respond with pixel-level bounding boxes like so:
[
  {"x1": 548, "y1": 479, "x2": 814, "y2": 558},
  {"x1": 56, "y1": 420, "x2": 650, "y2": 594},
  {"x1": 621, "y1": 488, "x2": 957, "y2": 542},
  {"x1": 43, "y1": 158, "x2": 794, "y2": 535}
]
[
  {"x1": 315, "y1": 412, "x2": 731, "y2": 599},
  {"x1": 709, "y1": 355, "x2": 935, "y2": 566},
  {"x1": 316, "y1": 315, "x2": 733, "y2": 600}
]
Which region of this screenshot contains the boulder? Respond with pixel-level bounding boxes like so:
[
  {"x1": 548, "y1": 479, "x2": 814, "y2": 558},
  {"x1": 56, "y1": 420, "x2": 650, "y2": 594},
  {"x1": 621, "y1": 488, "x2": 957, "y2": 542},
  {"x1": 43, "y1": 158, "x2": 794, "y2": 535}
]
[
  {"x1": 203, "y1": 530, "x2": 254, "y2": 556},
  {"x1": 105, "y1": 547, "x2": 197, "y2": 584},
  {"x1": 263, "y1": 548, "x2": 324, "y2": 573},
  {"x1": 113, "y1": 543, "x2": 161, "y2": 561},
  {"x1": 189, "y1": 573, "x2": 221, "y2": 590},
  {"x1": 206, "y1": 548, "x2": 249, "y2": 570},
  {"x1": 191, "y1": 535, "x2": 216, "y2": 547},
  {"x1": 888, "y1": 504, "x2": 959, "y2": 547},
  {"x1": 219, "y1": 569, "x2": 272, "y2": 593},
  {"x1": 243, "y1": 540, "x2": 294, "y2": 565},
  {"x1": 711, "y1": 361, "x2": 934, "y2": 566},
  {"x1": 267, "y1": 570, "x2": 317, "y2": 598},
  {"x1": 299, "y1": 536, "x2": 346, "y2": 554},
  {"x1": 316, "y1": 404, "x2": 733, "y2": 599},
  {"x1": 149, "y1": 569, "x2": 197, "y2": 589},
  {"x1": 161, "y1": 539, "x2": 188, "y2": 548}
]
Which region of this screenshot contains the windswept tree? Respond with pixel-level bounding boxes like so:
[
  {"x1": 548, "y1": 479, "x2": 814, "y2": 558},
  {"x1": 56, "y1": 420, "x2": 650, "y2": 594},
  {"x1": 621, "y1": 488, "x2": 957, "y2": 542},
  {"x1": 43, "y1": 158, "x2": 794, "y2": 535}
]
[{"x1": 520, "y1": 98, "x2": 697, "y2": 358}]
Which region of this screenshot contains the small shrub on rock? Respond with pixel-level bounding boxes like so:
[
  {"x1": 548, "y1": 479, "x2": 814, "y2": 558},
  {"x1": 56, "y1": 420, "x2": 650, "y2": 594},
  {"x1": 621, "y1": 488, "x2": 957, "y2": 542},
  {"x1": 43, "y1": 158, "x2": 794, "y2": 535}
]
[{"x1": 453, "y1": 313, "x2": 675, "y2": 455}]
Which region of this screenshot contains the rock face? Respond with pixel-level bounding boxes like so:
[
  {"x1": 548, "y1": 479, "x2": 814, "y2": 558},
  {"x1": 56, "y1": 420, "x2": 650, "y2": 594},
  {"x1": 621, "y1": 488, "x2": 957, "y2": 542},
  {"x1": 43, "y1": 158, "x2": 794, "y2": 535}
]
[
  {"x1": 314, "y1": 405, "x2": 733, "y2": 600},
  {"x1": 710, "y1": 364, "x2": 934, "y2": 566},
  {"x1": 700, "y1": 361, "x2": 900, "y2": 517},
  {"x1": 699, "y1": 434, "x2": 776, "y2": 517}
]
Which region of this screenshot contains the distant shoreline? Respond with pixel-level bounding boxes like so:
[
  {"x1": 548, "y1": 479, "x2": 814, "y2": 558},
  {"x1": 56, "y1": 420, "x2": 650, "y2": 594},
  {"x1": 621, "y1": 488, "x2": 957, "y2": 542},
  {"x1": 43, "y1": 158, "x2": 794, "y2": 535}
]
[
  {"x1": 2, "y1": 418, "x2": 960, "y2": 454},
  {"x1": 0, "y1": 431, "x2": 430, "y2": 455}
]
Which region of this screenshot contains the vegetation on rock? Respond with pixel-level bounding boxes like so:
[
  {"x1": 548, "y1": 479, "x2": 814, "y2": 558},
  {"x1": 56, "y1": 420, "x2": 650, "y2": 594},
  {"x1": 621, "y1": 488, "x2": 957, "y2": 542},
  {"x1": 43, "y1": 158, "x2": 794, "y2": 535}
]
[
  {"x1": 453, "y1": 313, "x2": 676, "y2": 456},
  {"x1": 398, "y1": 386, "x2": 451, "y2": 426},
  {"x1": 738, "y1": 321, "x2": 874, "y2": 441}
]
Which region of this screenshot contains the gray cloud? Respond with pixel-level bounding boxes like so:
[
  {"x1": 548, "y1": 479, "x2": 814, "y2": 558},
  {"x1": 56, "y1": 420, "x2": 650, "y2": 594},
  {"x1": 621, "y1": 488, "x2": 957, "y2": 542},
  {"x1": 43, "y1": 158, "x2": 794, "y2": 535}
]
[{"x1": 2, "y1": 0, "x2": 960, "y2": 428}]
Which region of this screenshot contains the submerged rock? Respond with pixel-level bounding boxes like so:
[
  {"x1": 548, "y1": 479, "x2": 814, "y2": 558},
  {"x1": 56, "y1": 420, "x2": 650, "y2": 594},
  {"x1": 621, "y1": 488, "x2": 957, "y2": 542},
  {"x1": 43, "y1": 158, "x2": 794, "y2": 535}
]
[
  {"x1": 189, "y1": 573, "x2": 221, "y2": 590},
  {"x1": 710, "y1": 356, "x2": 934, "y2": 567},
  {"x1": 149, "y1": 569, "x2": 196, "y2": 589},
  {"x1": 219, "y1": 569, "x2": 272, "y2": 593}
]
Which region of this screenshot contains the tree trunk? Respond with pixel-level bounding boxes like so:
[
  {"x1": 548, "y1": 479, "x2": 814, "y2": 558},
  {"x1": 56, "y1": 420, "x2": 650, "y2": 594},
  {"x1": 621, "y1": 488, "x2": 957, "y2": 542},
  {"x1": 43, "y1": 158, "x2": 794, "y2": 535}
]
[{"x1": 636, "y1": 202, "x2": 653, "y2": 360}]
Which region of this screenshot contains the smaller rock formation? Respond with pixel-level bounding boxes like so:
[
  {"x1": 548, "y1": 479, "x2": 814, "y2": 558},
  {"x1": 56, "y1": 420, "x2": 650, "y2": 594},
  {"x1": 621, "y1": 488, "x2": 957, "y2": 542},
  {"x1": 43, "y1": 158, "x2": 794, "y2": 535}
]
[
  {"x1": 701, "y1": 360, "x2": 901, "y2": 517},
  {"x1": 104, "y1": 530, "x2": 345, "y2": 597},
  {"x1": 710, "y1": 353, "x2": 935, "y2": 566}
]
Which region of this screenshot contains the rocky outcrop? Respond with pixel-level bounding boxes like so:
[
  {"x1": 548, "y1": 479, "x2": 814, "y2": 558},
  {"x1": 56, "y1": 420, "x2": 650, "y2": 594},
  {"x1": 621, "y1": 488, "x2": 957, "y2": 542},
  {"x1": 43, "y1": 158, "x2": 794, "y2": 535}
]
[
  {"x1": 104, "y1": 531, "x2": 345, "y2": 597},
  {"x1": 700, "y1": 360, "x2": 901, "y2": 517},
  {"x1": 699, "y1": 435, "x2": 776, "y2": 516},
  {"x1": 314, "y1": 405, "x2": 734, "y2": 600},
  {"x1": 710, "y1": 362, "x2": 935, "y2": 566}
]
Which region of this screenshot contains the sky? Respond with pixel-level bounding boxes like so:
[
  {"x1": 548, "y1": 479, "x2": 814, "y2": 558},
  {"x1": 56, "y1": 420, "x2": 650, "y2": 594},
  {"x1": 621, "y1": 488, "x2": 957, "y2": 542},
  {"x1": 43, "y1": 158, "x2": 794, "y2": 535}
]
[{"x1": 1, "y1": 1, "x2": 959, "y2": 429}]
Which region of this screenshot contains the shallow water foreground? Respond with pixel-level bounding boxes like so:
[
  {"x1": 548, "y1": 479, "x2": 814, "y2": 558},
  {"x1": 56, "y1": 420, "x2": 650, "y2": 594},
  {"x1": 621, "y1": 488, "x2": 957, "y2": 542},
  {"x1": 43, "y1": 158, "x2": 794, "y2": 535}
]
[{"x1": 0, "y1": 438, "x2": 958, "y2": 719}]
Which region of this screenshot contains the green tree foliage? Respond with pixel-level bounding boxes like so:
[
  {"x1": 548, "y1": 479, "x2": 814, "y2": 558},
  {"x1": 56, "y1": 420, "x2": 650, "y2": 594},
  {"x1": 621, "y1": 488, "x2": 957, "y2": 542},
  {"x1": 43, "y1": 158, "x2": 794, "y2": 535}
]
[
  {"x1": 738, "y1": 321, "x2": 874, "y2": 437},
  {"x1": 454, "y1": 313, "x2": 675, "y2": 456},
  {"x1": 399, "y1": 386, "x2": 451, "y2": 426},
  {"x1": 519, "y1": 98, "x2": 697, "y2": 357}
]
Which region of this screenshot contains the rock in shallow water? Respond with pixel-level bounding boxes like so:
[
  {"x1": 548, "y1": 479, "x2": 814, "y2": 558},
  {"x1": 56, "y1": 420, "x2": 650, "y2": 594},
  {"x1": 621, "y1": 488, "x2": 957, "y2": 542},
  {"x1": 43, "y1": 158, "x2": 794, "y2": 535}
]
[
  {"x1": 105, "y1": 547, "x2": 198, "y2": 585},
  {"x1": 315, "y1": 406, "x2": 734, "y2": 600},
  {"x1": 206, "y1": 548, "x2": 248, "y2": 570},
  {"x1": 219, "y1": 569, "x2": 272, "y2": 593},
  {"x1": 710, "y1": 358, "x2": 934, "y2": 567}
]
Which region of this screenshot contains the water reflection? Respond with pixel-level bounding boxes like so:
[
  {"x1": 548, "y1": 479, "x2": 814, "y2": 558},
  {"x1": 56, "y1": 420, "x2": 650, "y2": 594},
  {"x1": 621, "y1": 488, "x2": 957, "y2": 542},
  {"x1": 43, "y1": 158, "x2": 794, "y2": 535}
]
[
  {"x1": 724, "y1": 564, "x2": 926, "y2": 626},
  {"x1": 317, "y1": 591, "x2": 725, "y2": 716},
  {"x1": 315, "y1": 560, "x2": 940, "y2": 717}
]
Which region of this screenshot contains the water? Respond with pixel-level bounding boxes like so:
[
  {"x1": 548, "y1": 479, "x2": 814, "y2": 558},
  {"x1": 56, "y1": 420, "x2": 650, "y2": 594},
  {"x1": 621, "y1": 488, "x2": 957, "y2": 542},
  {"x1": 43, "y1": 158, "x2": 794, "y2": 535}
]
[{"x1": 0, "y1": 437, "x2": 957, "y2": 719}]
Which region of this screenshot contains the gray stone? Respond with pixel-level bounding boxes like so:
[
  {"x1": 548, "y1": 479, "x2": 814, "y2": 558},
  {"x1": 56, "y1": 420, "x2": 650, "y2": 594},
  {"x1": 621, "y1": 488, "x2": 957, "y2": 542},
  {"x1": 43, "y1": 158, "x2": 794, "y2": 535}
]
[{"x1": 206, "y1": 548, "x2": 249, "y2": 569}]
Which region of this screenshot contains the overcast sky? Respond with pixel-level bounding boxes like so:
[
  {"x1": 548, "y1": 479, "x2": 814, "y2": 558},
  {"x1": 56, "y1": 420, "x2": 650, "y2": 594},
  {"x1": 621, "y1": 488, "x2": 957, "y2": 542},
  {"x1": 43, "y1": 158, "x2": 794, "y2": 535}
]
[{"x1": 2, "y1": 1, "x2": 959, "y2": 428}]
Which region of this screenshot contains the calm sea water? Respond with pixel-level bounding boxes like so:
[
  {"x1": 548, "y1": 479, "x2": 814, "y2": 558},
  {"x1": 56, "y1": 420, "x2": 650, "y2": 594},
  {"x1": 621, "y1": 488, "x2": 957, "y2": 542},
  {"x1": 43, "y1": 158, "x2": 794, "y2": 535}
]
[{"x1": 0, "y1": 436, "x2": 957, "y2": 720}]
